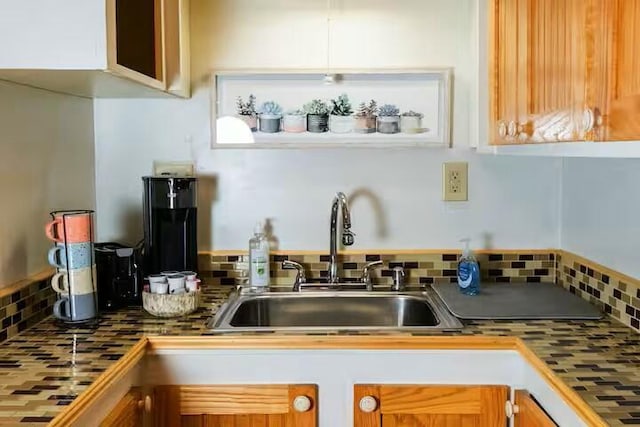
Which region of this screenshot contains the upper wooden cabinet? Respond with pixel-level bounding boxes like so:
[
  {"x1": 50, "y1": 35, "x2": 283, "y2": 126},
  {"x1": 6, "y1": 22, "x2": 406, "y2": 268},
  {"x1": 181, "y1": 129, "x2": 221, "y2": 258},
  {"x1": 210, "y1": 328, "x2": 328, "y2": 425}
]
[
  {"x1": 604, "y1": 0, "x2": 640, "y2": 140},
  {"x1": 0, "y1": 0, "x2": 189, "y2": 98},
  {"x1": 490, "y1": 0, "x2": 640, "y2": 145}
]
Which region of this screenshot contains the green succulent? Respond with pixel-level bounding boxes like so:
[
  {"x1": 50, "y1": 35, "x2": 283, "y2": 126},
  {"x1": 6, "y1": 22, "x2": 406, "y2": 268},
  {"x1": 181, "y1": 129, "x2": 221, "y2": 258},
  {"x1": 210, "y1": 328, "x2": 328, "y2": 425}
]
[
  {"x1": 304, "y1": 99, "x2": 330, "y2": 115},
  {"x1": 258, "y1": 101, "x2": 283, "y2": 116},
  {"x1": 236, "y1": 94, "x2": 256, "y2": 116},
  {"x1": 378, "y1": 104, "x2": 400, "y2": 117},
  {"x1": 402, "y1": 110, "x2": 423, "y2": 118},
  {"x1": 330, "y1": 93, "x2": 353, "y2": 116},
  {"x1": 355, "y1": 100, "x2": 378, "y2": 118}
]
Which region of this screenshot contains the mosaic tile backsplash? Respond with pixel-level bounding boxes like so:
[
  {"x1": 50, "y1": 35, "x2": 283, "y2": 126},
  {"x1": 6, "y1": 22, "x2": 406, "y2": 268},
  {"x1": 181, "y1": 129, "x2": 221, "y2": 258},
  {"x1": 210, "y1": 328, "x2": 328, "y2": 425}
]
[
  {"x1": 0, "y1": 277, "x2": 55, "y2": 344},
  {"x1": 1, "y1": 249, "x2": 638, "y2": 347},
  {"x1": 557, "y1": 251, "x2": 640, "y2": 333},
  {"x1": 198, "y1": 251, "x2": 556, "y2": 288}
]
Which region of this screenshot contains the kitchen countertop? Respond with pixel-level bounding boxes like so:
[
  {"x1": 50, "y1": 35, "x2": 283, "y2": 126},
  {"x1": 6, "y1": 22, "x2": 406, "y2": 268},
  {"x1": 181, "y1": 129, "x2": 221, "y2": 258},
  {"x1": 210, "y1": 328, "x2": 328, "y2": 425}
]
[{"x1": 0, "y1": 283, "x2": 639, "y2": 426}]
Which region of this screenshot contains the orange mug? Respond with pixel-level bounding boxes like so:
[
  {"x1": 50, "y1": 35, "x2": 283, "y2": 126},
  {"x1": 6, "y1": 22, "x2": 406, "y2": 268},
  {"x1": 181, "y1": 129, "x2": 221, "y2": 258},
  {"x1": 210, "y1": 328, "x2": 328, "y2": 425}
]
[{"x1": 45, "y1": 211, "x2": 93, "y2": 243}]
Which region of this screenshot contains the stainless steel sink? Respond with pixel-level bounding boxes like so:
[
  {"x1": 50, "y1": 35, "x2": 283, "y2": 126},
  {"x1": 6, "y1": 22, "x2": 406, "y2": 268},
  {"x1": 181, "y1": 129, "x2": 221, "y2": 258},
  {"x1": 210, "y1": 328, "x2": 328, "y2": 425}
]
[{"x1": 208, "y1": 289, "x2": 463, "y2": 332}]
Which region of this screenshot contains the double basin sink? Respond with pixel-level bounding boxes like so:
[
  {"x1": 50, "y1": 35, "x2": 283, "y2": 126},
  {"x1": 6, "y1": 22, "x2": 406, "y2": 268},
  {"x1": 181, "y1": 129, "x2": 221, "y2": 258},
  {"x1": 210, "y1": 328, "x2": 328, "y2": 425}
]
[{"x1": 208, "y1": 288, "x2": 463, "y2": 332}]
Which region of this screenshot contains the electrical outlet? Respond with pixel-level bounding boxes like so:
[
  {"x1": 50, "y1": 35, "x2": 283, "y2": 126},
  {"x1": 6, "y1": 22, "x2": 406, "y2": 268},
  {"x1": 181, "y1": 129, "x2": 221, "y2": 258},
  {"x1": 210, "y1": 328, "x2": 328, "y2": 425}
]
[
  {"x1": 442, "y1": 162, "x2": 468, "y2": 201},
  {"x1": 154, "y1": 161, "x2": 195, "y2": 177}
]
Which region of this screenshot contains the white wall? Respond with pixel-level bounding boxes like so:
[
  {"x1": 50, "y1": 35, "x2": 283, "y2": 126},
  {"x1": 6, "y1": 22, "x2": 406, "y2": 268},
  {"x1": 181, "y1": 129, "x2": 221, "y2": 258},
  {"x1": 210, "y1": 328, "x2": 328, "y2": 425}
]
[
  {"x1": 0, "y1": 81, "x2": 95, "y2": 288},
  {"x1": 94, "y1": 0, "x2": 562, "y2": 251},
  {"x1": 561, "y1": 158, "x2": 640, "y2": 279}
]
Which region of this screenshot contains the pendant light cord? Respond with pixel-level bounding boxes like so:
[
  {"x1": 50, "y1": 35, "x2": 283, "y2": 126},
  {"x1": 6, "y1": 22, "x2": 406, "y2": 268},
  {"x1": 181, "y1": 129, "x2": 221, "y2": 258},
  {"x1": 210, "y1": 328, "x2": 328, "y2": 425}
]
[{"x1": 326, "y1": 0, "x2": 331, "y2": 73}]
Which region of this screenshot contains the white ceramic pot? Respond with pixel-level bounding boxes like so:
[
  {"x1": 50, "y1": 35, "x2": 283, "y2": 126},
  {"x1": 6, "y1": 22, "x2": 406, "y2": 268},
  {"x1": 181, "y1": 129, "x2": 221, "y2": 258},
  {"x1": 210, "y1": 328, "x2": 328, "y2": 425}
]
[
  {"x1": 401, "y1": 116, "x2": 423, "y2": 134},
  {"x1": 283, "y1": 114, "x2": 306, "y2": 133},
  {"x1": 329, "y1": 115, "x2": 354, "y2": 134}
]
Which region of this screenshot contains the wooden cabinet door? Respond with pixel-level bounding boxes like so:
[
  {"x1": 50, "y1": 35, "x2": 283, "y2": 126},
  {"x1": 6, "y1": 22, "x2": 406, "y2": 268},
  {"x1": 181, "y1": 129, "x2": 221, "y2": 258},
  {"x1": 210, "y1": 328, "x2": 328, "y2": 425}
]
[
  {"x1": 490, "y1": 0, "x2": 601, "y2": 144},
  {"x1": 514, "y1": 390, "x2": 557, "y2": 426},
  {"x1": 602, "y1": 0, "x2": 640, "y2": 141},
  {"x1": 525, "y1": 0, "x2": 595, "y2": 143},
  {"x1": 354, "y1": 384, "x2": 509, "y2": 427},
  {"x1": 100, "y1": 388, "x2": 143, "y2": 427},
  {"x1": 490, "y1": 0, "x2": 529, "y2": 144},
  {"x1": 153, "y1": 384, "x2": 317, "y2": 427}
]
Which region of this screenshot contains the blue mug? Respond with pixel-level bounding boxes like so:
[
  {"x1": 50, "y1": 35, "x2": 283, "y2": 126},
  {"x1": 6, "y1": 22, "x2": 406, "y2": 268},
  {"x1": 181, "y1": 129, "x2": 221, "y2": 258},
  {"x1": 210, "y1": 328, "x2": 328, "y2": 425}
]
[
  {"x1": 53, "y1": 293, "x2": 97, "y2": 322},
  {"x1": 48, "y1": 242, "x2": 93, "y2": 270}
]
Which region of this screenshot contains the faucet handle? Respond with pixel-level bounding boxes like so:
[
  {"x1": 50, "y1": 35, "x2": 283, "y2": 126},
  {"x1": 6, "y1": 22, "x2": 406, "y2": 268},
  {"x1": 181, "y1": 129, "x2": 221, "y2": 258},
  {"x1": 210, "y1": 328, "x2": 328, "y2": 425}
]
[
  {"x1": 282, "y1": 260, "x2": 306, "y2": 292},
  {"x1": 391, "y1": 266, "x2": 405, "y2": 291},
  {"x1": 361, "y1": 260, "x2": 383, "y2": 291}
]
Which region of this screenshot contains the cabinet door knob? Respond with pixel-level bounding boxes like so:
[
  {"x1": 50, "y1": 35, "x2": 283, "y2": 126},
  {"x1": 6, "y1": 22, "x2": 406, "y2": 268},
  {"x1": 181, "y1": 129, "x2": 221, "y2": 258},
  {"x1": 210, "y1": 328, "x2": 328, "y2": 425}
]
[
  {"x1": 498, "y1": 121, "x2": 507, "y2": 138},
  {"x1": 583, "y1": 108, "x2": 595, "y2": 133},
  {"x1": 359, "y1": 396, "x2": 378, "y2": 413},
  {"x1": 293, "y1": 395, "x2": 312, "y2": 412},
  {"x1": 138, "y1": 395, "x2": 152, "y2": 413},
  {"x1": 517, "y1": 121, "x2": 533, "y2": 139},
  {"x1": 507, "y1": 121, "x2": 518, "y2": 137},
  {"x1": 505, "y1": 400, "x2": 520, "y2": 418}
]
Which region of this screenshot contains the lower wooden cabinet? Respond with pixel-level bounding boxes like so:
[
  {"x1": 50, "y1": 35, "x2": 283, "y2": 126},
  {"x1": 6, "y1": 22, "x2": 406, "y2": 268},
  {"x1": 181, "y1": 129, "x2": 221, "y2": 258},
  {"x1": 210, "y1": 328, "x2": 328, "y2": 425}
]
[
  {"x1": 354, "y1": 384, "x2": 509, "y2": 427},
  {"x1": 100, "y1": 384, "x2": 557, "y2": 427},
  {"x1": 100, "y1": 387, "x2": 143, "y2": 427},
  {"x1": 153, "y1": 384, "x2": 318, "y2": 427},
  {"x1": 514, "y1": 390, "x2": 557, "y2": 427}
]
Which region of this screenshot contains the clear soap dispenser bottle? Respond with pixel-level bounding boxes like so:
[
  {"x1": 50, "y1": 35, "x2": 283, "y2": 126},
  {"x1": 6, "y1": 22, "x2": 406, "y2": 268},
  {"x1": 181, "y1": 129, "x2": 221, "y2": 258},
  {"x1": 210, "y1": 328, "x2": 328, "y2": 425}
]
[
  {"x1": 457, "y1": 238, "x2": 480, "y2": 295},
  {"x1": 249, "y1": 221, "x2": 270, "y2": 288}
]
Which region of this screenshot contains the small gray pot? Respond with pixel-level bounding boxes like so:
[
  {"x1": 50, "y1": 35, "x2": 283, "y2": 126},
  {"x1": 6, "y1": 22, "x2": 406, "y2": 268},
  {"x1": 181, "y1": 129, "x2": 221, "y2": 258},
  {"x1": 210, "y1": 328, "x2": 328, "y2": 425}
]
[
  {"x1": 259, "y1": 115, "x2": 282, "y2": 133},
  {"x1": 307, "y1": 114, "x2": 329, "y2": 133},
  {"x1": 377, "y1": 116, "x2": 401, "y2": 134}
]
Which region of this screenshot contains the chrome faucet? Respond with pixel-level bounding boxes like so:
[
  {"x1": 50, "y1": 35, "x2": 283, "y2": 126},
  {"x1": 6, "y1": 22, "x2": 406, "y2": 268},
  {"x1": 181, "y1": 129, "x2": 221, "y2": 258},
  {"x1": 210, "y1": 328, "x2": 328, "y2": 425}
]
[{"x1": 329, "y1": 192, "x2": 355, "y2": 284}]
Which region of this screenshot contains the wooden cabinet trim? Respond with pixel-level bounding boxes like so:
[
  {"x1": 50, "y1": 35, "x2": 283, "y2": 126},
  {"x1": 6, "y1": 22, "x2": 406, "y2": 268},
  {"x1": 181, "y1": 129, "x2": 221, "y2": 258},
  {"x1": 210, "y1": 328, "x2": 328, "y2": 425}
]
[{"x1": 49, "y1": 339, "x2": 147, "y2": 427}]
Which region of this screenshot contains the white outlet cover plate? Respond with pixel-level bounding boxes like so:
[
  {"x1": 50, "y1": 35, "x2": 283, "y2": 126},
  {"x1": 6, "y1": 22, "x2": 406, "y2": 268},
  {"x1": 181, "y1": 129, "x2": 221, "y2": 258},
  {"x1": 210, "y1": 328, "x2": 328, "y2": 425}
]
[
  {"x1": 442, "y1": 162, "x2": 468, "y2": 201},
  {"x1": 153, "y1": 161, "x2": 195, "y2": 177}
]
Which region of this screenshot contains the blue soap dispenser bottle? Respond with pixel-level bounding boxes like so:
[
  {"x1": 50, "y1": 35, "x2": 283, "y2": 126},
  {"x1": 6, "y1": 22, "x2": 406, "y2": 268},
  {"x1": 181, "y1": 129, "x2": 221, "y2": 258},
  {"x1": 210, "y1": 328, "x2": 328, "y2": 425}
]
[{"x1": 457, "y1": 238, "x2": 480, "y2": 295}]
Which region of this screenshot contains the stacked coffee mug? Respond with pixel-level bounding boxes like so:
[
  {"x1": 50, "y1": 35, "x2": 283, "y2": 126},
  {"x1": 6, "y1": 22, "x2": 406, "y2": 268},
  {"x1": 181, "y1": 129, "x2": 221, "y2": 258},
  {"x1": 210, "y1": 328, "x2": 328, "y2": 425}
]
[{"x1": 45, "y1": 210, "x2": 98, "y2": 323}]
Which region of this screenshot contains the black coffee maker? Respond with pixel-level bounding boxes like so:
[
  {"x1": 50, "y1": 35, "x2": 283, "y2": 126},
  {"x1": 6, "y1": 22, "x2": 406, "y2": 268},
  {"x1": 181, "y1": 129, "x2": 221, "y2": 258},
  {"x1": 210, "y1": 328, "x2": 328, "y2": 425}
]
[
  {"x1": 95, "y1": 242, "x2": 143, "y2": 310},
  {"x1": 142, "y1": 176, "x2": 198, "y2": 275}
]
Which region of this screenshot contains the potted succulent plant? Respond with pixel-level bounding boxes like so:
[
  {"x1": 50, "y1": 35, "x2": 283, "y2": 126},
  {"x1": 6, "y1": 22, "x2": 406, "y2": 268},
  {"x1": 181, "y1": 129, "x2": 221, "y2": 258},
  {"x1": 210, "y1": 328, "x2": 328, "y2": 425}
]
[
  {"x1": 283, "y1": 109, "x2": 307, "y2": 133},
  {"x1": 377, "y1": 104, "x2": 401, "y2": 134},
  {"x1": 328, "y1": 93, "x2": 354, "y2": 133},
  {"x1": 303, "y1": 99, "x2": 330, "y2": 133},
  {"x1": 258, "y1": 101, "x2": 283, "y2": 133},
  {"x1": 353, "y1": 100, "x2": 378, "y2": 134},
  {"x1": 400, "y1": 111, "x2": 424, "y2": 134},
  {"x1": 236, "y1": 95, "x2": 257, "y2": 132}
]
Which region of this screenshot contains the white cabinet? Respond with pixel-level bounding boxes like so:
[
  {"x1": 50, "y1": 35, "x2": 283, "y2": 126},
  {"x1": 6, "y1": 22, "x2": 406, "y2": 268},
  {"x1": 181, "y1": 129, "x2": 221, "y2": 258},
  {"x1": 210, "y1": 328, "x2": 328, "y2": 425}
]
[
  {"x1": 0, "y1": 0, "x2": 189, "y2": 98},
  {"x1": 64, "y1": 343, "x2": 593, "y2": 427},
  {"x1": 89, "y1": 348, "x2": 584, "y2": 427}
]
